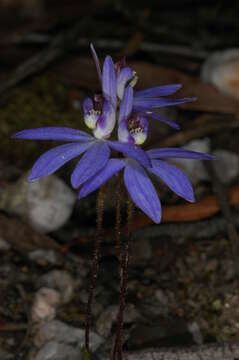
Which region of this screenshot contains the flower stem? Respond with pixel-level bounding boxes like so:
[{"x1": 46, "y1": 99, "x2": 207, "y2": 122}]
[
  {"x1": 113, "y1": 195, "x2": 134, "y2": 360},
  {"x1": 115, "y1": 174, "x2": 122, "y2": 266},
  {"x1": 85, "y1": 186, "x2": 104, "y2": 354}
]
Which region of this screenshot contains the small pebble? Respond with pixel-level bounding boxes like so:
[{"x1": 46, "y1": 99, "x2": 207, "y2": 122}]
[
  {"x1": 188, "y1": 322, "x2": 203, "y2": 345},
  {"x1": 37, "y1": 270, "x2": 75, "y2": 304},
  {"x1": 201, "y1": 48, "x2": 239, "y2": 99},
  {"x1": 31, "y1": 287, "x2": 61, "y2": 323},
  {"x1": 28, "y1": 249, "x2": 63, "y2": 266},
  {"x1": 96, "y1": 304, "x2": 140, "y2": 338}
]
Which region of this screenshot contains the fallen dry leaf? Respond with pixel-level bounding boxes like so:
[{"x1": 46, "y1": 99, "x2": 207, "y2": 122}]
[{"x1": 126, "y1": 183, "x2": 239, "y2": 233}]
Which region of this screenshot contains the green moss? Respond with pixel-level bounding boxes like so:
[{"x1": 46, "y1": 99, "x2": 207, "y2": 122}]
[{"x1": 0, "y1": 76, "x2": 86, "y2": 167}]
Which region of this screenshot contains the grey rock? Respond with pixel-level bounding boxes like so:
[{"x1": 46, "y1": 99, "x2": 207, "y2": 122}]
[
  {"x1": 34, "y1": 320, "x2": 104, "y2": 352},
  {"x1": 213, "y1": 149, "x2": 239, "y2": 184},
  {"x1": 37, "y1": 270, "x2": 75, "y2": 304},
  {"x1": 29, "y1": 249, "x2": 63, "y2": 266},
  {"x1": 96, "y1": 304, "x2": 140, "y2": 338},
  {"x1": 35, "y1": 341, "x2": 80, "y2": 360},
  {"x1": 0, "y1": 173, "x2": 76, "y2": 233},
  {"x1": 96, "y1": 305, "x2": 118, "y2": 338}
]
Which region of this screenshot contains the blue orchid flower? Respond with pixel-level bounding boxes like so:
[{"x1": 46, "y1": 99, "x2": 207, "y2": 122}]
[
  {"x1": 13, "y1": 45, "x2": 214, "y2": 224},
  {"x1": 13, "y1": 55, "x2": 151, "y2": 190},
  {"x1": 90, "y1": 44, "x2": 195, "y2": 130},
  {"x1": 78, "y1": 86, "x2": 214, "y2": 223}
]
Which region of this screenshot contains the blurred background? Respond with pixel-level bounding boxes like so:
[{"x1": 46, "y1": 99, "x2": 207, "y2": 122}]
[{"x1": 1, "y1": 1, "x2": 239, "y2": 359}]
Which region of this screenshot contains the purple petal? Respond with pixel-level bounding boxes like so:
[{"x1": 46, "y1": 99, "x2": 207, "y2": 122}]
[
  {"x1": 149, "y1": 159, "x2": 195, "y2": 202},
  {"x1": 93, "y1": 100, "x2": 116, "y2": 139},
  {"x1": 13, "y1": 127, "x2": 92, "y2": 142},
  {"x1": 118, "y1": 85, "x2": 133, "y2": 123},
  {"x1": 133, "y1": 97, "x2": 196, "y2": 111},
  {"x1": 147, "y1": 111, "x2": 180, "y2": 130},
  {"x1": 28, "y1": 142, "x2": 92, "y2": 181},
  {"x1": 83, "y1": 98, "x2": 94, "y2": 115},
  {"x1": 117, "y1": 67, "x2": 133, "y2": 99},
  {"x1": 135, "y1": 84, "x2": 182, "y2": 98},
  {"x1": 124, "y1": 162, "x2": 162, "y2": 223},
  {"x1": 108, "y1": 141, "x2": 151, "y2": 167},
  {"x1": 71, "y1": 141, "x2": 110, "y2": 189},
  {"x1": 147, "y1": 148, "x2": 216, "y2": 160},
  {"x1": 79, "y1": 159, "x2": 126, "y2": 199},
  {"x1": 90, "y1": 43, "x2": 102, "y2": 82},
  {"x1": 118, "y1": 119, "x2": 134, "y2": 143},
  {"x1": 102, "y1": 56, "x2": 117, "y2": 108}
]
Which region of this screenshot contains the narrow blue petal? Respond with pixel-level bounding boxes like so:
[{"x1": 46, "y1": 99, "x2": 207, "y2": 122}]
[
  {"x1": 147, "y1": 111, "x2": 180, "y2": 130},
  {"x1": 133, "y1": 97, "x2": 196, "y2": 111},
  {"x1": 102, "y1": 56, "x2": 117, "y2": 108},
  {"x1": 118, "y1": 85, "x2": 133, "y2": 123},
  {"x1": 13, "y1": 127, "x2": 92, "y2": 142},
  {"x1": 147, "y1": 148, "x2": 216, "y2": 160},
  {"x1": 79, "y1": 159, "x2": 126, "y2": 199},
  {"x1": 108, "y1": 141, "x2": 151, "y2": 168},
  {"x1": 149, "y1": 159, "x2": 195, "y2": 202},
  {"x1": 71, "y1": 142, "x2": 110, "y2": 189},
  {"x1": 135, "y1": 84, "x2": 182, "y2": 98},
  {"x1": 28, "y1": 142, "x2": 92, "y2": 181},
  {"x1": 124, "y1": 162, "x2": 162, "y2": 223},
  {"x1": 90, "y1": 43, "x2": 102, "y2": 82}
]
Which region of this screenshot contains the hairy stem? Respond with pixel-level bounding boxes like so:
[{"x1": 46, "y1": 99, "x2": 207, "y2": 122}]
[
  {"x1": 115, "y1": 174, "x2": 122, "y2": 264},
  {"x1": 85, "y1": 186, "x2": 104, "y2": 353},
  {"x1": 113, "y1": 196, "x2": 134, "y2": 360}
]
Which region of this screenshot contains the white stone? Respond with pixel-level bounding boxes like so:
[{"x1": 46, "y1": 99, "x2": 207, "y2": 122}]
[
  {"x1": 31, "y1": 288, "x2": 61, "y2": 323},
  {"x1": 37, "y1": 270, "x2": 75, "y2": 304},
  {"x1": 0, "y1": 173, "x2": 76, "y2": 233},
  {"x1": 201, "y1": 48, "x2": 239, "y2": 99}
]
